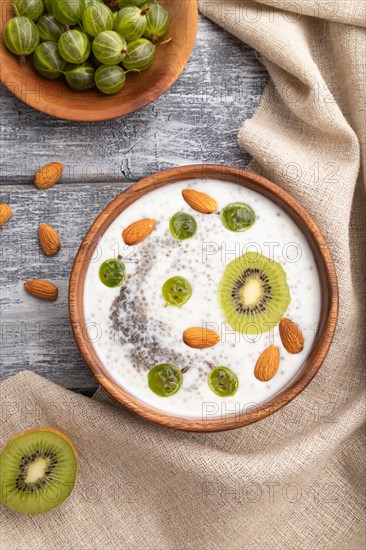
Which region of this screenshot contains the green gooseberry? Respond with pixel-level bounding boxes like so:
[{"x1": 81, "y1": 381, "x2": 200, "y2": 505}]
[
  {"x1": 52, "y1": 0, "x2": 83, "y2": 25},
  {"x1": 92, "y1": 30, "x2": 127, "y2": 65},
  {"x1": 37, "y1": 14, "x2": 64, "y2": 40},
  {"x1": 58, "y1": 30, "x2": 91, "y2": 64},
  {"x1": 99, "y1": 258, "x2": 126, "y2": 287},
  {"x1": 143, "y1": 1, "x2": 169, "y2": 43},
  {"x1": 33, "y1": 40, "x2": 67, "y2": 78},
  {"x1": 220, "y1": 202, "x2": 256, "y2": 232},
  {"x1": 148, "y1": 364, "x2": 183, "y2": 397},
  {"x1": 64, "y1": 62, "x2": 95, "y2": 90},
  {"x1": 208, "y1": 367, "x2": 239, "y2": 397},
  {"x1": 13, "y1": 0, "x2": 44, "y2": 21},
  {"x1": 82, "y1": 0, "x2": 103, "y2": 7},
  {"x1": 162, "y1": 276, "x2": 192, "y2": 307},
  {"x1": 114, "y1": 6, "x2": 148, "y2": 42},
  {"x1": 95, "y1": 64, "x2": 126, "y2": 95},
  {"x1": 82, "y1": 3, "x2": 114, "y2": 37},
  {"x1": 169, "y1": 212, "x2": 197, "y2": 240},
  {"x1": 118, "y1": 0, "x2": 146, "y2": 7},
  {"x1": 43, "y1": 0, "x2": 54, "y2": 13},
  {"x1": 3, "y1": 16, "x2": 40, "y2": 56},
  {"x1": 122, "y1": 38, "x2": 155, "y2": 71}
]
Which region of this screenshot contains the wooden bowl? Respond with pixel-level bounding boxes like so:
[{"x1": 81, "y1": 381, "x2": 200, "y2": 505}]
[
  {"x1": 69, "y1": 165, "x2": 338, "y2": 432},
  {"x1": 0, "y1": 0, "x2": 198, "y2": 121}
]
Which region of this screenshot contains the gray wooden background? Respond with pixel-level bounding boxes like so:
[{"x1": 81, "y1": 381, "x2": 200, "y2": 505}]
[{"x1": 0, "y1": 14, "x2": 268, "y2": 395}]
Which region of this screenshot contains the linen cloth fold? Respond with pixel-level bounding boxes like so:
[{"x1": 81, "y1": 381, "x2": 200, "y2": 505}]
[{"x1": 1, "y1": 1, "x2": 365, "y2": 548}]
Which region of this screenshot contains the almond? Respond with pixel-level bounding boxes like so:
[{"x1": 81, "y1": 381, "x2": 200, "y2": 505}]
[
  {"x1": 38, "y1": 224, "x2": 61, "y2": 256},
  {"x1": 254, "y1": 345, "x2": 280, "y2": 381},
  {"x1": 24, "y1": 280, "x2": 58, "y2": 301},
  {"x1": 279, "y1": 318, "x2": 304, "y2": 354},
  {"x1": 0, "y1": 203, "x2": 13, "y2": 227},
  {"x1": 183, "y1": 327, "x2": 220, "y2": 349},
  {"x1": 182, "y1": 189, "x2": 217, "y2": 214},
  {"x1": 34, "y1": 162, "x2": 63, "y2": 189},
  {"x1": 122, "y1": 218, "x2": 157, "y2": 246}
]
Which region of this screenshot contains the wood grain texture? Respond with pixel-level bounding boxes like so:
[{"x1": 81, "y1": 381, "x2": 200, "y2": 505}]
[
  {"x1": 0, "y1": 14, "x2": 269, "y2": 394},
  {"x1": 0, "y1": 0, "x2": 198, "y2": 121},
  {"x1": 0, "y1": 16, "x2": 268, "y2": 184},
  {"x1": 0, "y1": 184, "x2": 127, "y2": 391},
  {"x1": 69, "y1": 165, "x2": 338, "y2": 431}
]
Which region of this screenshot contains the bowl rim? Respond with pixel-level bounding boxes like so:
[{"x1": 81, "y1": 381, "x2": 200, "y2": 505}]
[
  {"x1": 0, "y1": 0, "x2": 198, "y2": 122},
  {"x1": 69, "y1": 164, "x2": 339, "y2": 432}
]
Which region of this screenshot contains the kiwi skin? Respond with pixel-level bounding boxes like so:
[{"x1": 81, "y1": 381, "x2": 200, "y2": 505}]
[
  {"x1": 0, "y1": 426, "x2": 78, "y2": 515},
  {"x1": 0, "y1": 426, "x2": 78, "y2": 456}
]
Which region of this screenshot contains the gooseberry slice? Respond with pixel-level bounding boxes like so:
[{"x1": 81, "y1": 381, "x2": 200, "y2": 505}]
[
  {"x1": 208, "y1": 367, "x2": 239, "y2": 397},
  {"x1": 148, "y1": 364, "x2": 183, "y2": 397},
  {"x1": 162, "y1": 276, "x2": 192, "y2": 307},
  {"x1": 220, "y1": 202, "x2": 256, "y2": 232},
  {"x1": 99, "y1": 258, "x2": 126, "y2": 287},
  {"x1": 169, "y1": 212, "x2": 197, "y2": 240}
]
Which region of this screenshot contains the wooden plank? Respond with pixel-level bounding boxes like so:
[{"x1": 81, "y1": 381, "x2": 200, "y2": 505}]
[
  {"x1": 0, "y1": 184, "x2": 128, "y2": 390},
  {"x1": 0, "y1": 16, "x2": 268, "y2": 185}
]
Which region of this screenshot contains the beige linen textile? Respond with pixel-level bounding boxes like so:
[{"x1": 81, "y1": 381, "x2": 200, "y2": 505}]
[{"x1": 1, "y1": 1, "x2": 366, "y2": 548}]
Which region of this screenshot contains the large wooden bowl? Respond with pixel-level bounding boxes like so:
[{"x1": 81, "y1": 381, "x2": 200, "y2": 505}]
[
  {"x1": 69, "y1": 165, "x2": 338, "y2": 431},
  {"x1": 0, "y1": 0, "x2": 197, "y2": 121}
]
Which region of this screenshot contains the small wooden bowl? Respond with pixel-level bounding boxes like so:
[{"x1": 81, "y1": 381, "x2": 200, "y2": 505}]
[
  {"x1": 69, "y1": 165, "x2": 338, "y2": 432},
  {"x1": 0, "y1": 0, "x2": 198, "y2": 121}
]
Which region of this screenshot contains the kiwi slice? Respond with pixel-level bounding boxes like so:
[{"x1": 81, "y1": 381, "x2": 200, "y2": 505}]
[
  {"x1": 218, "y1": 252, "x2": 290, "y2": 335},
  {"x1": 0, "y1": 427, "x2": 77, "y2": 514}
]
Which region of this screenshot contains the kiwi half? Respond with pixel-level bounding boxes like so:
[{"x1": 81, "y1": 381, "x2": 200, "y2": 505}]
[
  {"x1": 0, "y1": 427, "x2": 77, "y2": 514},
  {"x1": 218, "y1": 252, "x2": 290, "y2": 335}
]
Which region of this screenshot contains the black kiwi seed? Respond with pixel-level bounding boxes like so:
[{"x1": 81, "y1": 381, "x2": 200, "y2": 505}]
[
  {"x1": 15, "y1": 449, "x2": 58, "y2": 493},
  {"x1": 231, "y1": 268, "x2": 272, "y2": 315}
]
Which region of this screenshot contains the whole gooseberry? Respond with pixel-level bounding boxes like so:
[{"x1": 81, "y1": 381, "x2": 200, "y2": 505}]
[
  {"x1": 43, "y1": 0, "x2": 54, "y2": 12},
  {"x1": 118, "y1": 0, "x2": 146, "y2": 7},
  {"x1": 95, "y1": 65, "x2": 126, "y2": 94},
  {"x1": 82, "y1": 3, "x2": 114, "y2": 37},
  {"x1": 143, "y1": 1, "x2": 169, "y2": 43},
  {"x1": 114, "y1": 6, "x2": 148, "y2": 42},
  {"x1": 92, "y1": 30, "x2": 127, "y2": 65},
  {"x1": 37, "y1": 14, "x2": 64, "y2": 40},
  {"x1": 123, "y1": 38, "x2": 155, "y2": 71},
  {"x1": 64, "y1": 62, "x2": 95, "y2": 90},
  {"x1": 58, "y1": 30, "x2": 91, "y2": 63},
  {"x1": 33, "y1": 40, "x2": 67, "y2": 78},
  {"x1": 82, "y1": 0, "x2": 103, "y2": 7},
  {"x1": 13, "y1": 0, "x2": 44, "y2": 21},
  {"x1": 52, "y1": 0, "x2": 83, "y2": 25},
  {"x1": 3, "y1": 16, "x2": 40, "y2": 56}
]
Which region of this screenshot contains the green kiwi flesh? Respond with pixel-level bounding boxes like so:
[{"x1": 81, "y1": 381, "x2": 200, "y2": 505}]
[
  {"x1": 0, "y1": 428, "x2": 77, "y2": 514},
  {"x1": 218, "y1": 252, "x2": 290, "y2": 335}
]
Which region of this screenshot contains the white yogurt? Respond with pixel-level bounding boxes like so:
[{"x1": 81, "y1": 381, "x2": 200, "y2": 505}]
[{"x1": 84, "y1": 179, "x2": 321, "y2": 420}]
